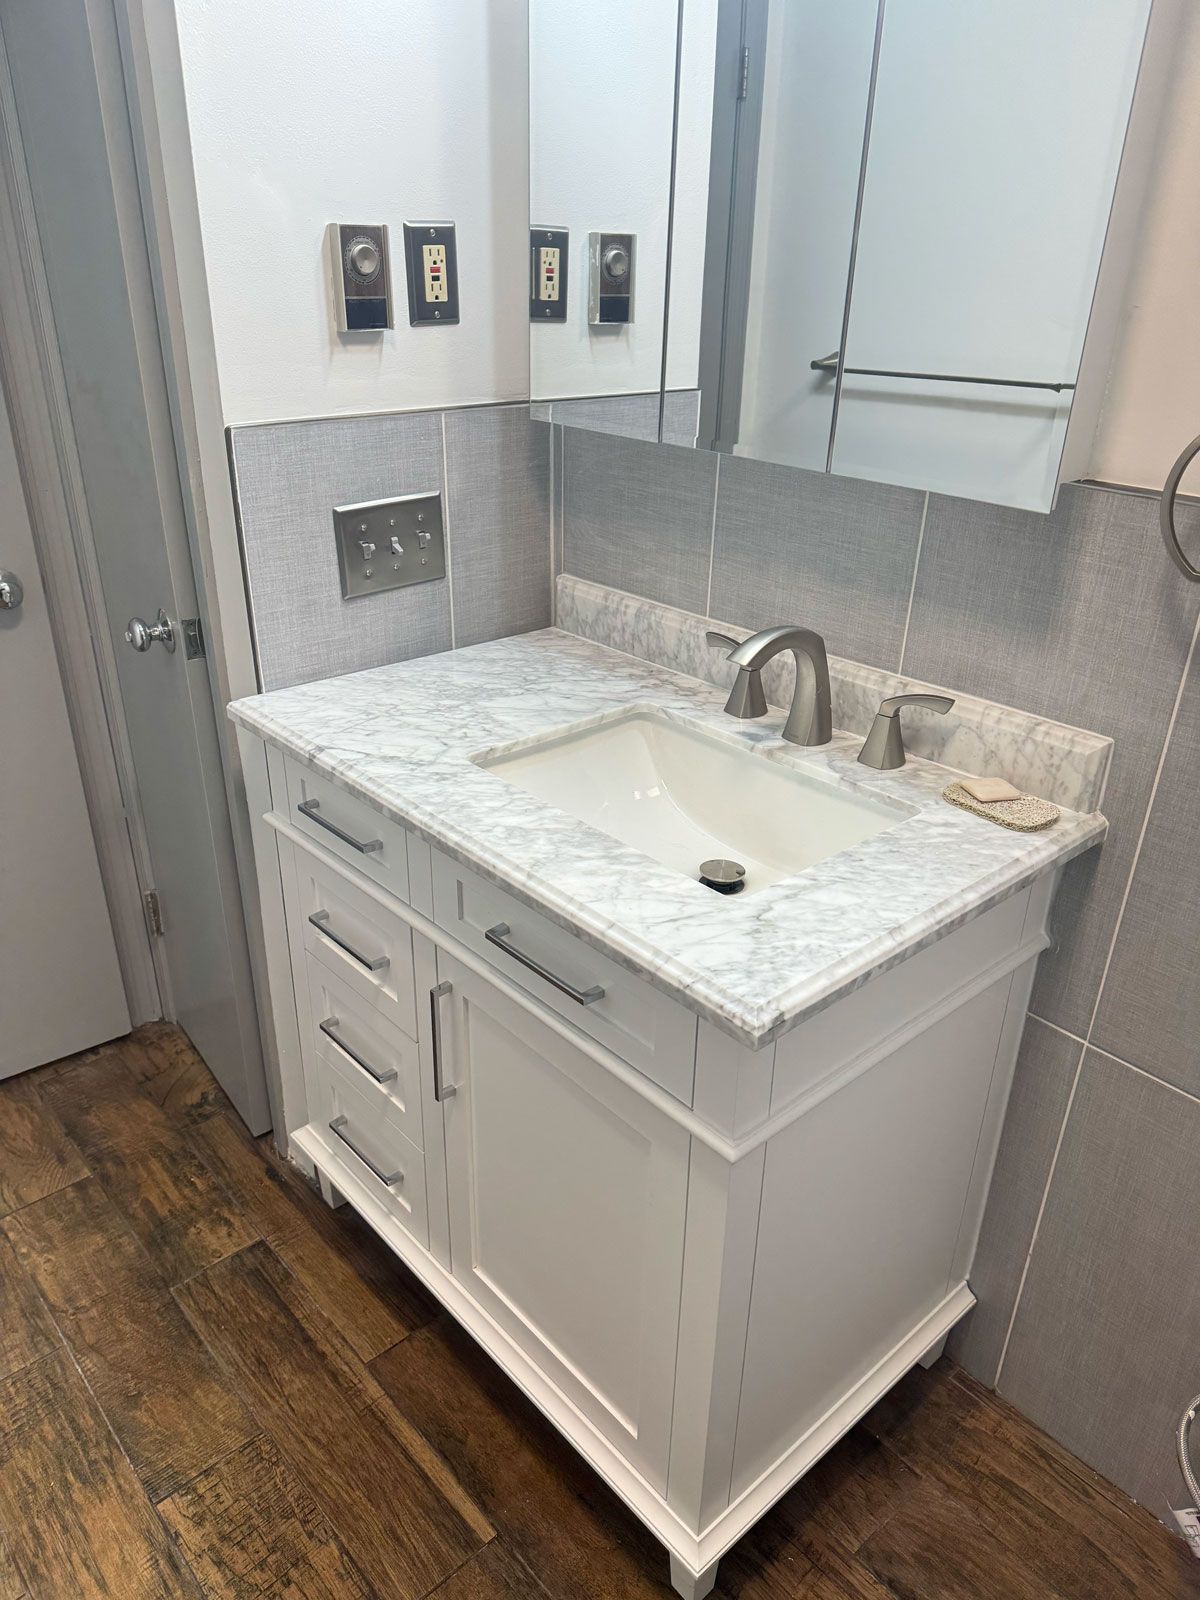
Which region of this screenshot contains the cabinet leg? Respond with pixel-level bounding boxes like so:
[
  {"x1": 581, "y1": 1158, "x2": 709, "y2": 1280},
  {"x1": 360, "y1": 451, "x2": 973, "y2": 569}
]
[
  {"x1": 669, "y1": 1554, "x2": 718, "y2": 1599},
  {"x1": 918, "y1": 1332, "x2": 948, "y2": 1370},
  {"x1": 318, "y1": 1171, "x2": 346, "y2": 1210}
]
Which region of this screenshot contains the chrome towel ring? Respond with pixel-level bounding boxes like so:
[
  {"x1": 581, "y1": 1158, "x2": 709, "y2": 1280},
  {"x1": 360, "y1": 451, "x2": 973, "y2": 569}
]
[{"x1": 1161, "y1": 433, "x2": 1200, "y2": 582}]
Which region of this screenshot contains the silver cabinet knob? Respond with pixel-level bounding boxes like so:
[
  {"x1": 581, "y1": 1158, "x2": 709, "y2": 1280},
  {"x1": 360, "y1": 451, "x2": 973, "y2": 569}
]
[
  {"x1": 125, "y1": 608, "x2": 176, "y2": 653},
  {"x1": 0, "y1": 570, "x2": 23, "y2": 611}
]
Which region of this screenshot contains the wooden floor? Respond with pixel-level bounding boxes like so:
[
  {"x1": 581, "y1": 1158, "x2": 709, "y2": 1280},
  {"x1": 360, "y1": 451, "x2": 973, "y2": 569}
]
[{"x1": 0, "y1": 1026, "x2": 1195, "y2": 1600}]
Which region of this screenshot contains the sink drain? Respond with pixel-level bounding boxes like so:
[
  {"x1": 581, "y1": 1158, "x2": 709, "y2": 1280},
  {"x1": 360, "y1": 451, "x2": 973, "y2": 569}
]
[{"x1": 699, "y1": 858, "x2": 746, "y2": 895}]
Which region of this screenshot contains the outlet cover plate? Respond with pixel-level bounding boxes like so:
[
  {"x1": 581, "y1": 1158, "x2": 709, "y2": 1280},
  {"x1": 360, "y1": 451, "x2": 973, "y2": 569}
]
[
  {"x1": 402, "y1": 222, "x2": 459, "y2": 325},
  {"x1": 333, "y1": 491, "x2": 447, "y2": 600},
  {"x1": 530, "y1": 226, "x2": 568, "y2": 321}
]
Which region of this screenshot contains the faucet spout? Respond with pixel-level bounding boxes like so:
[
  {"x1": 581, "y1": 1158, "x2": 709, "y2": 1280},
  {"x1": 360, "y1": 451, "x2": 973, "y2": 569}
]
[{"x1": 718, "y1": 624, "x2": 832, "y2": 746}]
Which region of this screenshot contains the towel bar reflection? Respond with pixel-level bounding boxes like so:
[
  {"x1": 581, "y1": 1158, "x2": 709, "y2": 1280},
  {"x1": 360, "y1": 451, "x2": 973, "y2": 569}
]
[{"x1": 810, "y1": 351, "x2": 1075, "y2": 394}]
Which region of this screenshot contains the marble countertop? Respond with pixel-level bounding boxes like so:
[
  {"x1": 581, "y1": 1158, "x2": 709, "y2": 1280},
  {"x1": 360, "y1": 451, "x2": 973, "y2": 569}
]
[{"x1": 229, "y1": 629, "x2": 1106, "y2": 1049}]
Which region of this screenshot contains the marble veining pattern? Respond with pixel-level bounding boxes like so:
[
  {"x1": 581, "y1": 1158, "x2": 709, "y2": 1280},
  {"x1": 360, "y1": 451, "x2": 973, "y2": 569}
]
[
  {"x1": 230, "y1": 629, "x2": 1106, "y2": 1048},
  {"x1": 555, "y1": 574, "x2": 1112, "y2": 814}
]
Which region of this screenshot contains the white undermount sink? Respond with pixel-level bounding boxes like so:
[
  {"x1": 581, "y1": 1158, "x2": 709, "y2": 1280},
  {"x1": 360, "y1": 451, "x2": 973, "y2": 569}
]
[{"x1": 474, "y1": 708, "x2": 910, "y2": 895}]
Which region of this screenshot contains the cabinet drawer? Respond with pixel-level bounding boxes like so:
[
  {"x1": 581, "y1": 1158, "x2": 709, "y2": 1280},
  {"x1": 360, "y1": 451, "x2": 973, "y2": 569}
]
[
  {"x1": 302, "y1": 953, "x2": 423, "y2": 1148},
  {"x1": 287, "y1": 842, "x2": 417, "y2": 1037},
  {"x1": 306, "y1": 1045, "x2": 428, "y2": 1248},
  {"x1": 432, "y1": 850, "x2": 696, "y2": 1103},
  {"x1": 285, "y1": 756, "x2": 411, "y2": 904}
]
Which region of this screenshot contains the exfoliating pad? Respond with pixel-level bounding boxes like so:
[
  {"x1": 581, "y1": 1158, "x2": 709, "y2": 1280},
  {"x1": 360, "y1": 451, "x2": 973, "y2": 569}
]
[{"x1": 943, "y1": 782, "x2": 1060, "y2": 832}]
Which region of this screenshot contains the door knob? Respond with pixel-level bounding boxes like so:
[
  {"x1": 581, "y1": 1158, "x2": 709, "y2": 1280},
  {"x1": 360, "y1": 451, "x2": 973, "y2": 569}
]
[
  {"x1": 0, "y1": 570, "x2": 23, "y2": 611},
  {"x1": 125, "y1": 608, "x2": 176, "y2": 653}
]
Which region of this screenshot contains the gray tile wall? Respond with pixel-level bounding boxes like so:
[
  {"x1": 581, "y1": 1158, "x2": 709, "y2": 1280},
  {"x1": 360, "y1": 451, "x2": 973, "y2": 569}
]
[
  {"x1": 229, "y1": 404, "x2": 550, "y2": 691},
  {"x1": 557, "y1": 423, "x2": 1200, "y2": 1520}
]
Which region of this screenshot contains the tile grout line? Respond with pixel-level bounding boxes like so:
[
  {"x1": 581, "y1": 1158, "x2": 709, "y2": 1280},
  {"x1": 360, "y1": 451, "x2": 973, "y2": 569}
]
[
  {"x1": 1028, "y1": 1011, "x2": 1200, "y2": 1105},
  {"x1": 995, "y1": 602, "x2": 1200, "y2": 1388},
  {"x1": 704, "y1": 454, "x2": 721, "y2": 617},
  {"x1": 897, "y1": 491, "x2": 928, "y2": 675},
  {"x1": 1080, "y1": 601, "x2": 1200, "y2": 1047},
  {"x1": 992, "y1": 1036, "x2": 1088, "y2": 1387},
  {"x1": 440, "y1": 411, "x2": 456, "y2": 649}
]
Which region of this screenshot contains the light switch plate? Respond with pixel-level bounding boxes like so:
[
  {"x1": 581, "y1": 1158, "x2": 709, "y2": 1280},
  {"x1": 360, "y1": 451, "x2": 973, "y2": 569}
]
[
  {"x1": 402, "y1": 222, "x2": 459, "y2": 325},
  {"x1": 333, "y1": 492, "x2": 446, "y2": 599},
  {"x1": 530, "y1": 227, "x2": 568, "y2": 321}
]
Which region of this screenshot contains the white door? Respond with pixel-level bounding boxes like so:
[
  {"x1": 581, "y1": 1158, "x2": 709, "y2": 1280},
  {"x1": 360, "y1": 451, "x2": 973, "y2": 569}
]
[
  {"x1": 0, "y1": 387, "x2": 129, "y2": 1075},
  {"x1": 437, "y1": 953, "x2": 691, "y2": 1492},
  {"x1": 1, "y1": 0, "x2": 268, "y2": 1129}
]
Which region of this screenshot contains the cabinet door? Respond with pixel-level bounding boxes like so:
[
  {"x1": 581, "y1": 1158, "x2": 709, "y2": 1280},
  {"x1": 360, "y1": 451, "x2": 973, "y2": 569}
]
[{"x1": 437, "y1": 954, "x2": 690, "y2": 1491}]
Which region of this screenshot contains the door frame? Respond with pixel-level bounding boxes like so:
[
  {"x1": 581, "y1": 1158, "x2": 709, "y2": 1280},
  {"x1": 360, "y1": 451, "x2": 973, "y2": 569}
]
[{"x1": 0, "y1": 27, "x2": 161, "y2": 1023}]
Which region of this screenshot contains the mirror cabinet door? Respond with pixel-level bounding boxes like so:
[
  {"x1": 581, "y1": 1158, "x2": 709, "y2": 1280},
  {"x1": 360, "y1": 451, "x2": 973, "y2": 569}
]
[
  {"x1": 528, "y1": 3, "x2": 688, "y2": 445},
  {"x1": 658, "y1": 0, "x2": 1156, "y2": 511}
]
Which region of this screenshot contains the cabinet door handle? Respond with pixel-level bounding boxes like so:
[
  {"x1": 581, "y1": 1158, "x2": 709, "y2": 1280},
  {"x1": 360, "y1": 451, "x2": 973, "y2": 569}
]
[
  {"x1": 484, "y1": 922, "x2": 605, "y2": 1006},
  {"x1": 328, "y1": 1115, "x2": 402, "y2": 1186},
  {"x1": 308, "y1": 910, "x2": 389, "y2": 973},
  {"x1": 318, "y1": 1017, "x2": 397, "y2": 1084},
  {"x1": 430, "y1": 980, "x2": 455, "y2": 1101},
  {"x1": 297, "y1": 798, "x2": 382, "y2": 854}
]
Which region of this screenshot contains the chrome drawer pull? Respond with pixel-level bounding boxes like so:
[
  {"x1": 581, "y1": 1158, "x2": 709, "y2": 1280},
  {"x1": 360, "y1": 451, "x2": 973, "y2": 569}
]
[
  {"x1": 297, "y1": 797, "x2": 382, "y2": 854},
  {"x1": 308, "y1": 910, "x2": 389, "y2": 973},
  {"x1": 430, "y1": 981, "x2": 455, "y2": 1101},
  {"x1": 319, "y1": 1017, "x2": 397, "y2": 1084},
  {"x1": 328, "y1": 1115, "x2": 402, "y2": 1186},
  {"x1": 484, "y1": 922, "x2": 605, "y2": 1006}
]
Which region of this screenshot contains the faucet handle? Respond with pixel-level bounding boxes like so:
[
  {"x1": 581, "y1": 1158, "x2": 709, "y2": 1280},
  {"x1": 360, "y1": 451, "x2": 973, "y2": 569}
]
[
  {"x1": 705, "y1": 630, "x2": 740, "y2": 657},
  {"x1": 858, "y1": 692, "x2": 954, "y2": 770}
]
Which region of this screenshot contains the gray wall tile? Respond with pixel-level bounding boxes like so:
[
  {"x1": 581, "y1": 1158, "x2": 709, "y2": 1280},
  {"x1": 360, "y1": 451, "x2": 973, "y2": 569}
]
[
  {"x1": 231, "y1": 412, "x2": 451, "y2": 691},
  {"x1": 1092, "y1": 642, "x2": 1200, "y2": 1097},
  {"x1": 561, "y1": 429, "x2": 717, "y2": 612},
  {"x1": 949, "y1": 1018, "x2": 1082, "y2": 1384},
  {"x1": 902, "y1": 485, "x2": 1200, "y2": 1037},
  {"x1": 998, "y1": 1050, "x2": 1200, "y2": 1513},
  {"x1": 710, "y1": 457, "x2": 925, "y2": 670},
  {"x1": 444, "y1": 406, "x2": 551, "y2": 649}
]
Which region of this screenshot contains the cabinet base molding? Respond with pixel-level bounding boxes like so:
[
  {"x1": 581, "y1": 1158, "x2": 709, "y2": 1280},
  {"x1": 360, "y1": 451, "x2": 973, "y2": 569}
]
[{"x1": 292, "y1": 1121, "x2": 974, "y2": 1583}]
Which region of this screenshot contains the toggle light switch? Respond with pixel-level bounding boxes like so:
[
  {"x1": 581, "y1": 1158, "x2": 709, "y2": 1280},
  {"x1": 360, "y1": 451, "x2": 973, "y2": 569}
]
[
  {"x1": 530, "y1": 227, "x2": 568, "y2": 321},
  {"x1": 403, "y1": 222, "x2": 459, "y2": 325},
  {"x1": 333, "y1": 492, "x2": 446, "y2": 598}
]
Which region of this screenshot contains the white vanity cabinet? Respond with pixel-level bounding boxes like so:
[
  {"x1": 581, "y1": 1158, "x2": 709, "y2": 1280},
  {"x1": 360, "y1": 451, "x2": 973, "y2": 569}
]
[{"x1": 239, "y1": 733, "x2": 1057, "y2": 1600}]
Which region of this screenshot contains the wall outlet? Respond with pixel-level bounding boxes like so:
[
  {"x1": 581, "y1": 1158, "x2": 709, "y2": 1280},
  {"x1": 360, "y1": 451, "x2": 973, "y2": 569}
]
[
  {"x1": 423, "y1": 244, "x2": 448, "y2": 303},
  {"x1": 530, "y1": 227, "x2": 568, "y2": 321},
  {"x1": 403, "y1": 222, "x2": 459, "y2": 325}
]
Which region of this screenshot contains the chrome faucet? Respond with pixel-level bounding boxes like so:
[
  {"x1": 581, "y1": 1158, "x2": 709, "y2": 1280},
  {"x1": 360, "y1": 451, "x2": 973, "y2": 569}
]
[{"x1": 706, "y1": 624, "x2": 833, "y2": 746}]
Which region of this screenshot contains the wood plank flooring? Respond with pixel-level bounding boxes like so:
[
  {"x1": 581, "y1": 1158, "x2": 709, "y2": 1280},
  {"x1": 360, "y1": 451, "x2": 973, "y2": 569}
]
[{"x1": 0, "y1": 1026, "x2": 1195, "y2": 1600}]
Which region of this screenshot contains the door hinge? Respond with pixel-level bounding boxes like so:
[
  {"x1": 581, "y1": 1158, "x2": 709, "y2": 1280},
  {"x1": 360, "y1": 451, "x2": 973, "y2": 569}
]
[
  {"x1": 738, "y1": 45, "x2": 750, "y2": 100},
  {"x1": 143, "y1": 890, "x2": 164, "y2": 938}
]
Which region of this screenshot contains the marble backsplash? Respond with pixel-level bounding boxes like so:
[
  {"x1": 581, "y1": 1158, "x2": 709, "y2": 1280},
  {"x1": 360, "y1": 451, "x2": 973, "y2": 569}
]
[{"x1": 555, "y1": 574, "x2": 1112, "y2": 816}]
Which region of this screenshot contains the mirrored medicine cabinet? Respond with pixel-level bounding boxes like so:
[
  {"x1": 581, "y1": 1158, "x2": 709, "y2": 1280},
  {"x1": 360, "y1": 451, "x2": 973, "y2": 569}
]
[{"x1": 529, "y1": 0, "x2": 1173, "y2": 513}]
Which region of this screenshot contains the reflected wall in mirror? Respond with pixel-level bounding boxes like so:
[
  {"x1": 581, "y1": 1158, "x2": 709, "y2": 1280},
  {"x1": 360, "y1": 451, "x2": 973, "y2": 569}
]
[
  {"x1": 528, "y1": 1, "x2": 715, "y2": 446},
  {"x1": 663, "y1": 0, "x2": 1166, "y2": 511}
]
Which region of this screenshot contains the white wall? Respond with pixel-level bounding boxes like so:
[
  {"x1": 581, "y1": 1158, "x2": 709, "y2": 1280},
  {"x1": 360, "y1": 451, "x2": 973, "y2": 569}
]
[
  {"x1": 1091, "y1": 0, "x2": 1200, "y2": 490},
  {"x1": 174, "y1": 0, "x2": 529, "y2": 425}
]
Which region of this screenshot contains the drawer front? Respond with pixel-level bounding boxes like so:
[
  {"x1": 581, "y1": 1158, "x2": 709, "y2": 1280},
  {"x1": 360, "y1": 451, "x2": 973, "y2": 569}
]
[
  {"x1": 287, "y1": 842, "x2": 417, "y2": 1037},
  {"x1": 306, "y1": 1045, "x2": 428, "y2": 1247},
  {"x1": 303, "y1": 953, "x2": 423, "y2": 1148},
  {"x1": 432, "y1": 850, "x2": 696, "y2": 1103},
  {"x1": 285, "y1": 756, "x2": 411, "y2": 904}
]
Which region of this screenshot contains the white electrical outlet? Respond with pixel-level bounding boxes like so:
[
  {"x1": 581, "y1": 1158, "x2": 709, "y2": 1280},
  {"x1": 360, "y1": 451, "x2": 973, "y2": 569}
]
[
  {"x1": 423, "y1": 244, "x2": 448, "y2": 303},
  {"x1": 538, "y1": 246, "x2": 560, "y2": 302}
]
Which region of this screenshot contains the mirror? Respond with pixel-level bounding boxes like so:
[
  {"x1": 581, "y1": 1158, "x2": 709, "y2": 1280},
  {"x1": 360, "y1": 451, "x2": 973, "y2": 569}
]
[
  {"x1": 527, "y1": 2, "x2": 708, "y2": 446},
  {"x1": 534, "y1": 0, "x2": 1157, "y2": 511}
]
